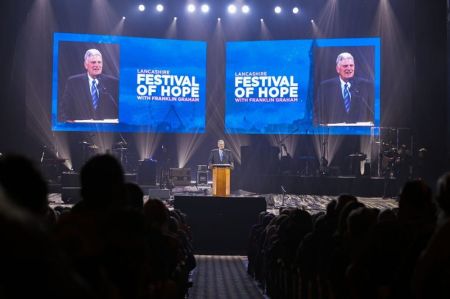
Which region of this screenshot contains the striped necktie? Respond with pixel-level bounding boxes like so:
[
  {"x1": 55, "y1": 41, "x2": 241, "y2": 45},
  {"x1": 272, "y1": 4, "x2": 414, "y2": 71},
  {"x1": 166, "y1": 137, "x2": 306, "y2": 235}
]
[
  {"x1": 91, "y1": 79, "x2": 99, "y2": 110},
  {"x1": 343, "y1": 83, "x2": 351, "y2": 113}
]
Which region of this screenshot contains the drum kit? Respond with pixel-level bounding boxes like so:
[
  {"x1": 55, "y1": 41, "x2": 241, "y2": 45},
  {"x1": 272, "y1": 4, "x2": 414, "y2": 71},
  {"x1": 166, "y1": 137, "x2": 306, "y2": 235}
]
[
  {"x1": 379, "y1": 143, "x2": 411, "y2": 178},
  {"x1": 80, "y1": 140, "x2": 99, "y2": 162},
  {"x1": 79, "y1": 139, "x2": 129, "y2": 169}
]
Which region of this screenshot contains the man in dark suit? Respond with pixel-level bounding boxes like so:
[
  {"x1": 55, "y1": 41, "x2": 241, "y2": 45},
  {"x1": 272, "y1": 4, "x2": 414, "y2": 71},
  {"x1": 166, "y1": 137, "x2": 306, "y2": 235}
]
[
  {"x1": 315, "y1": 52, "x2": 374, "y2": 125},
  {"x1": 58, "y1": 49, "x2": 119, "y2": 122},
  {"x1": 208, "y1": 139, "x2": 234, "y2": 169}
]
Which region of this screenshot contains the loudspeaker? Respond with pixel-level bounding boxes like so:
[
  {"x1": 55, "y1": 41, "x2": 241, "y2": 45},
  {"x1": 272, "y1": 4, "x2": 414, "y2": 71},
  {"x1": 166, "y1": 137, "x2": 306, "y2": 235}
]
[
  {"x1": 61, "y1": 187, "x2": 81, "y2": 204},
  {"x1": 170, "y1": 168, "x2": 191, "y2": 186},
  {"x1": 174, "y1": 195, "x2": 267, "y2": 254},
  {"x1": 197, "y1": 171, "x2": 208, "y2": 185},
  {"x1": 61, "y1": 172, "x2": 80, "y2": 187},
  {"x1": 137, "y1": 159, "x2": 156, "y2": 185},
  {"x1": 124, "y1": 173, "x2": 137, "y2": 183},
  {"x1": 148, "y1": 188, "x2": 171, "y2": 200}
]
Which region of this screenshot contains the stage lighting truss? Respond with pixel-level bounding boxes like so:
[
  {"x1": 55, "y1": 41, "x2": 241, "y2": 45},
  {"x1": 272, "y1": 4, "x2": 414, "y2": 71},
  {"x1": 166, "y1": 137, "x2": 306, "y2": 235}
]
[{"x1": 135, "y1": 3, "x2": 302, "y2": 17}]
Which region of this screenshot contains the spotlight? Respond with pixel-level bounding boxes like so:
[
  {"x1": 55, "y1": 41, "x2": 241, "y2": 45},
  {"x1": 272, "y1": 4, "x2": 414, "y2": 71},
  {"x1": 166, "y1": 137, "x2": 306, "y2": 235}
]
[
  {"x1": 187, "y1": 4, "x2": 196, "y2": 13},
  {"x1": 310, "y1": 19, "x2": 315, "y2": 23},
  {"x1": 242, "y1": 5, "x2": 250, "y2": 14},
  {"x1": 174, "y1": 17, "x2": 177, "y2": 20},
  {"x1": 122, "y1": 16, "x2": 126, "y2": 20},
  {"x1": 156, "y1": 4, "x2": 164, "y2": 12},
  {"x1": 293, "y1": 7, "x2": 299, "y2": 14},
  {"x1": 201, "y1": 4, "x2": 210, "y2": 13},
  {"x1": 138, "y1": 4, "x2": 146, "y2": 12},
  {"x1": 218, "y1": 17, "x2": 221, "y2": 21},
  {"x1": 274, "y1": 6, "x2": 282, "y2": 14},
  {"x1": 228, "y1": 4, "x2": 237, "y2": 14},
  {"x1": 260, "y1": 18, "x2": 264, "y2": 22}
]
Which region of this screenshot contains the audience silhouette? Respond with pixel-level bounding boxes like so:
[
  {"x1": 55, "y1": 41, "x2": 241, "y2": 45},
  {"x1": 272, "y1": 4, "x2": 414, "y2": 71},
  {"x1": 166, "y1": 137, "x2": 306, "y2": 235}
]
[
  {"x1": 1, "y1": 153, "x2": 449, "y2": 299},
  {"x1": 246, "y1": 179, "x2": 446, "y2": 299}
]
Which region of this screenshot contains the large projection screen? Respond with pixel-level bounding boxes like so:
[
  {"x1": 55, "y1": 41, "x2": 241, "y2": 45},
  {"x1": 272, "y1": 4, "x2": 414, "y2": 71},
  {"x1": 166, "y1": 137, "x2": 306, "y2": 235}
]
[
  {"x1": 225, "y1": 37, "x2": 380, "y2": 135},
  {"x1": 51, "y1": 32, "x2": 207, "y2": 133}
]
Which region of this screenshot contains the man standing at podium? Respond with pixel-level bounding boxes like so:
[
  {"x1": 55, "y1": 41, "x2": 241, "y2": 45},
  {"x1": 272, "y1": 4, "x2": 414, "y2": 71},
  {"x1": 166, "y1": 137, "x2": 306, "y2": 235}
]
[{"x1": 208, "y1": 139, "x2": 234, "y2": 169}]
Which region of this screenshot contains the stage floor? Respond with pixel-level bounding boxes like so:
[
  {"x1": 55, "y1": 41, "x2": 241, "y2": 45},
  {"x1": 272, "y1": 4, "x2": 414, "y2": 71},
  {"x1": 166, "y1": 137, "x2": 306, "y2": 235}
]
[
  {"x1": 242, "y1": 174, "x2": 400, "y2": 198},
  {"x1": 49, "y1": 188, "x2": 398, "y2": 216}
]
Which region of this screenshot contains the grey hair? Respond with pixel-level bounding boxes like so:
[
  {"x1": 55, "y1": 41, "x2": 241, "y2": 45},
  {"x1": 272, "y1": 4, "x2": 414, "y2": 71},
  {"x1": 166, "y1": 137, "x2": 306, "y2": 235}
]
[
  {"x1": 336, "y1": 52, "x2": 354, "y2": 65},
  {"x1": 84, "y1": 49, "x2": 102, "y2": 62}
]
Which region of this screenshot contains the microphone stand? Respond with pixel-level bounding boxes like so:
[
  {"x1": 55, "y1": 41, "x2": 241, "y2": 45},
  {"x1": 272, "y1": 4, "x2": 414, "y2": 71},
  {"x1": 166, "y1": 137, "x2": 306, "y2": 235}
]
[{"x1": 280, "y1": 185, "x2": 287, "y2": 208}]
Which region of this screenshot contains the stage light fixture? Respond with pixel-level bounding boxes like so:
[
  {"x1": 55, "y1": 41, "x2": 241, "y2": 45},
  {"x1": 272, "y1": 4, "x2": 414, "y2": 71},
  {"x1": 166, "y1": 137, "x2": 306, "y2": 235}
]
[
  {"x1": 274, "y1": 6, "x2": 282, "y2": 14},
  {"x1": 187, "y1": 4, "x2": 196, "y2": 13},
  {"x1": 218, "y1": 17, "x2": 221, "y2": 21},
  {"x1": 201, "y1": 4, "x2": 210, "y2": 13},
  {"x1": 156, "y1": 4, "x2": 164, "y2": 12},
  {"x1": 228, "y1": 4, "x2": 237, "y2": 14},
  {"x1": 293, "y1": 7, "x2": 299, "y2": 14},
  {"x1": 260, "y1": 18, "x2": 264, "y2": 22},
  {"x1": 310, "y1": 19, "x2": 315, "y2": 23},
  {"x1": 138, "y1": 4, "x2": 146, "y2": 12},
  {"x1": 242, "y1": 5, "x2": 250, "y2": 14},
  {"x1": 174, "y1": 17, "x2": 178, "y2": 20},
  {"x1": 122, "y1": 16, "x2": 126, "y2": 20}
]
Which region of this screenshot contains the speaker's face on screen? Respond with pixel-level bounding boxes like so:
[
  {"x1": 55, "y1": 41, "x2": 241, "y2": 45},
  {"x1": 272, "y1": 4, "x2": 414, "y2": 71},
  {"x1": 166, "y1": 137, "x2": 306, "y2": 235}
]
[
  {"x1": 336, "y1": 58, "x2": 355, "y2": 81},
  {"x1": 218, "y1": 140, "x2": 225, "y2": 150},
  {"x1": 84, "y1": 54, "x2": 103, "y2": 78}
]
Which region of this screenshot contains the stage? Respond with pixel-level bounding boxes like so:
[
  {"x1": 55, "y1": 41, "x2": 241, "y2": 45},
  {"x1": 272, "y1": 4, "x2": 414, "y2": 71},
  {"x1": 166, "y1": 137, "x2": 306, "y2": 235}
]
[
  {"x1": 50, "y1": 170, "x2": 400, "y2": 204},
  {"x1": 241, "y1": 174, "x2": 400, "y2": 198}
]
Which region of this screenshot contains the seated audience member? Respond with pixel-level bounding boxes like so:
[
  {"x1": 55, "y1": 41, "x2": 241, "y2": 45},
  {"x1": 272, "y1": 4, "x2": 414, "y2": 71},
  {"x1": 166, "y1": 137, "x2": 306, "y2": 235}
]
[
  {"x1": 413, "y1": 173, "x2": 450, "y2": 299},
  {"x1": 0, "y1": 154, "x2": 51, "y2": 224}
]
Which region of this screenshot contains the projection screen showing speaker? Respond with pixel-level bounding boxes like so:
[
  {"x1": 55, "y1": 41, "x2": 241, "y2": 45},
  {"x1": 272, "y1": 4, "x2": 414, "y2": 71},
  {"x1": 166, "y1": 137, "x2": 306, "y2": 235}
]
[
  {"x1": 51, "y1": 32, "x2": 206, "y2": 133},
  {"x1": 225, "y1": 37, "x2": 380, "y2": 135}
]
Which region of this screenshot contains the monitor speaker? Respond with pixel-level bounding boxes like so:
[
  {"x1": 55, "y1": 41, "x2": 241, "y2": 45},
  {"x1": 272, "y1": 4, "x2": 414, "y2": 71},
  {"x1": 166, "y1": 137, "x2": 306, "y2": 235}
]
[
  {"x1": 170, "y1": 168, "x2": 191, "y2": 186},
  {"x1": 137, "y1": 159, "x2": 157, "y2": 185}
]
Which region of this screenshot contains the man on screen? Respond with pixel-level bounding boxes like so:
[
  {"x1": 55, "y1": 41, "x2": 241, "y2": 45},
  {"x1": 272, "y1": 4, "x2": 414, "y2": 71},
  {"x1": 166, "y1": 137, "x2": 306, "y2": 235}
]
[
  {"x1": 58, "y1": 48, "x2": 119, "y2": 122},
  {"x1": 315, "y1": 52, "x2": 374, "y2": 125},
  {"x1": 208, "y1": 139, "x2": 234, "y2": 169}
]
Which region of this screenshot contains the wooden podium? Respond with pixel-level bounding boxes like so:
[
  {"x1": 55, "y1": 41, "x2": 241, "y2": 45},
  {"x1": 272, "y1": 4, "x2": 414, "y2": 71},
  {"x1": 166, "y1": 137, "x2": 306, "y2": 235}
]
[{"x1": 212, "y1": 164, "x2": 231, "y2": 196}]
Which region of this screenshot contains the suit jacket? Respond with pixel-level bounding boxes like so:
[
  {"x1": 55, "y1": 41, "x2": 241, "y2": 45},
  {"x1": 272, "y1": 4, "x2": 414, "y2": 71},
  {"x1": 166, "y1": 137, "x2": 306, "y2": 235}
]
[
  {"x1": 208, "y1": 149, "x2": 234, "y2": 167},
  {"x1": 58, "y1": 73, "x2": 119, "y2": 122},
  {"x1": 315, "y1": 76, "x2": 374, "y2": 125}
]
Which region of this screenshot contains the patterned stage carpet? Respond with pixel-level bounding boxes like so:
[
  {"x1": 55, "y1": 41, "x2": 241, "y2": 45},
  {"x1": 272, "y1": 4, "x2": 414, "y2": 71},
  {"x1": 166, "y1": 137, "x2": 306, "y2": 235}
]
[
  {"x1": 49, "y1": 190, "x2": 398, "y2": 215},
  {"x1": 265, "y1": 193, "x2": 398, "y2": 215}
]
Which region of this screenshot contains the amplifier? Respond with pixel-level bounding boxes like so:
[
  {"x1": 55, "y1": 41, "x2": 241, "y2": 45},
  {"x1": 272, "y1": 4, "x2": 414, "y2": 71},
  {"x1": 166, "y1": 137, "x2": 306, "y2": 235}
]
[
  {"x1": 170, "y1": 168, "x2": 191, "y2": 186},
  {"x1": 197, "y1": 171, "x2": 208, "y2": 185}
]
